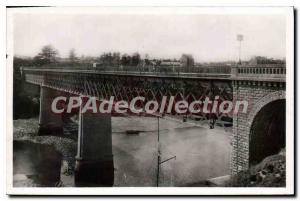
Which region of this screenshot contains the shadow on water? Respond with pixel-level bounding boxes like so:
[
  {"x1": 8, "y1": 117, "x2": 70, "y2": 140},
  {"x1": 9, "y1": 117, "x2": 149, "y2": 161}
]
[{"x1": 13, "y1": 140, "x2": 62, "y2": 187}]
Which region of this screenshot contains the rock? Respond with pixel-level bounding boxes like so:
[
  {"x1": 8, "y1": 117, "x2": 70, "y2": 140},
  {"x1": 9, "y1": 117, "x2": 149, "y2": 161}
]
[
  {"x1": 275, "y1": 173, "x2": 281, "y2": 178},
  {"x1": 266, "y1": 164, "x2": 274, "y2": 173},
  {"x1": 227, "y1": 148, "x2": 286, "y2": 187},
  {"x1": 13, "y1": 118, "x2": 77, "y2": 175}
]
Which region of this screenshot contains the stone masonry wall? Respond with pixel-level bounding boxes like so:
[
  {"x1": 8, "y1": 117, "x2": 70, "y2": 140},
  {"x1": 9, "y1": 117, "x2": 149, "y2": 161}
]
[{"x1": 230, "y1": 80, "x2": 285, "y2": 175}]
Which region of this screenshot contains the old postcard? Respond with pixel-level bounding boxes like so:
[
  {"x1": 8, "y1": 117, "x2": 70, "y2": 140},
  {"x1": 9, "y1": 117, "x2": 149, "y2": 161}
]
[{"x1": 6, "y1": 7, "x2": 294, "y2": 195}]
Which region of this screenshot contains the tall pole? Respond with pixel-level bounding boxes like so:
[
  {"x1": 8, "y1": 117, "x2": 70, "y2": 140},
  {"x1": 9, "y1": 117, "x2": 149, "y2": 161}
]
[
  {"x1": 237, "y1": 34, "x2": 243, "y2": 65},
  {"x1": 156, "y1": 116, "x2": 160, "y2": 187},
  {"x1": 155, "y1": 115, "x2": 176, "y2": 186},
  {"x1": 238, "y1": 40, "x2": 242, "y2": 64}
]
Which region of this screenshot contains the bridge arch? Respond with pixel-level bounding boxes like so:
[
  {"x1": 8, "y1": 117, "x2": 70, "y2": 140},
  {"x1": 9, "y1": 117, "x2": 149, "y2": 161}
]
[{"x1": 247, "y1": 91, "x2": 286, "y2": 166}]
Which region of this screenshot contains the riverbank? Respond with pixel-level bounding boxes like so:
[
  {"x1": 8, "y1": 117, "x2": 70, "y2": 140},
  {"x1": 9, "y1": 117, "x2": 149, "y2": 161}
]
[
  {"x1": 13, "y1": 118, "x2": 77, "y2": 187},
  {"x1": 227, "y1": 149, "x2": 286, "y2": 187}
]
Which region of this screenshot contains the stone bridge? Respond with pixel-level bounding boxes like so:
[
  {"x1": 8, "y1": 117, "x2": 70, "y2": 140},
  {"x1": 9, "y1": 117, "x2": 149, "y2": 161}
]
[{"x1": 21, "y1": 64, "x2": 286, "y2": 186}]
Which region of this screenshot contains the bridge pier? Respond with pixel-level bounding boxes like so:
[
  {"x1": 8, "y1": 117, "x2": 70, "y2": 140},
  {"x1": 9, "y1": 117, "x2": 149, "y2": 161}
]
[
  {"x1": 75, "y1": 107, "x2": 114, "y2": 187},
  {"x1": 38, "y1": 86, "x2": 64, "y2": 136}
]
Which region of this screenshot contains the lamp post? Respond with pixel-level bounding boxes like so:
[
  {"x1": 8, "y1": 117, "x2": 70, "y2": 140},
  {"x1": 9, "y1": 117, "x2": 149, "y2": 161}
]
[{"x1": 237, "y1": 34, "x2": 244, "y2": 64}]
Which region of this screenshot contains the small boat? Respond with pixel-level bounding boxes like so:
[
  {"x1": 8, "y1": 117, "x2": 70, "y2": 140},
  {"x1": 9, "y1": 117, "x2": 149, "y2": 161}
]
[{"x1": 125, "y1": 130, "x2": 140, "y2": 135}]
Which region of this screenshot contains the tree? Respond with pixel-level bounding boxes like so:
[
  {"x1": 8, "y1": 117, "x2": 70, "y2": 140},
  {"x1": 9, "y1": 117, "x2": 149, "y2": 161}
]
[
  {"x1": 69, "y1": 48, "x2": 78, "y2": 65},
  {"x1": 34, "y1": 45, "x2": 59, "y2": 66},
  {"x1": 121, "y1": 54, "x2": 131, "y2": 66},
  {"x1": 131, "y1": 52, "x2": 140, "y2": 66},
  {"x1": 144, "y1": 54, "x2": 150, "y2": 65},
  {"x1": 112, "y1": 52, "x2": 120, "y2": 66}
]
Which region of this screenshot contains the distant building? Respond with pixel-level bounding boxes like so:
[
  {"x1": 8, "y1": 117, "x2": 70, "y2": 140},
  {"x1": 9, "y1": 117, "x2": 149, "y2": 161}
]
[
  {"x1": 160, "y1": 61, "x2": 181, "y2": 66},
  {"x1": 180, "y1": 54, "x2": 194, "y2": 72},
  {"x1": 248, "y1": 56, "x2": 285, "y2": 65},
  {"x1": 159, "y1": 60, "x2": 181, "y2": 72}
]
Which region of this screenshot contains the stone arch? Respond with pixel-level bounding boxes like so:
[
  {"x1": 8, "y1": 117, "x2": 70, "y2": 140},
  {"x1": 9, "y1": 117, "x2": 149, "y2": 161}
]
[
  {"x1": 247, "y1": 90, "x2": 286, "y2": 165},
  {"x1": 247, "y1": 90, "x2": 285, "y2": 128}
]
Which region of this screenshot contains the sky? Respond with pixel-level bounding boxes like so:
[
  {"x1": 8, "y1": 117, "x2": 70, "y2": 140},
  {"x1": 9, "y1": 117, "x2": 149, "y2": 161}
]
[{"x1": 12, "y1": 13, "x2": 286, "y2": 62}]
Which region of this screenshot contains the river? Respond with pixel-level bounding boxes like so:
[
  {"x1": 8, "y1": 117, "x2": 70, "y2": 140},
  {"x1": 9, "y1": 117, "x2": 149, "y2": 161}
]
[{"x1": 13, "y1": 116, "x2": 231, "y2": 187}]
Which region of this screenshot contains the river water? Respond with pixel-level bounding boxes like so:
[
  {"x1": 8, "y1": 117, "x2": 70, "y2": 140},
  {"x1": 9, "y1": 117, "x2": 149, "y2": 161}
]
[
  {"x1": 13, "y1": 117, "x2": 231, "y2": 187},
  {"x1": 13, "y1": 140, "x2": 62, "y2": 187}
]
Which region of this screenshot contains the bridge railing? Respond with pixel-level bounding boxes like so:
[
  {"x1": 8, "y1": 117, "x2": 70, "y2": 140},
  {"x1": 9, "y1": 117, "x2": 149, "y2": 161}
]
[
  {"x1": 22, "y1": 64, "x2": 286, "y2": 81},
  {"x1": 231, "y1": 64, "x2": 286, "y2": 81},
  {"x1": 21, "y1": 65, "x2": 232, "y2": 79},
  {"x1": 22, "y1": 64, "x2": 232, "y2": 73}
]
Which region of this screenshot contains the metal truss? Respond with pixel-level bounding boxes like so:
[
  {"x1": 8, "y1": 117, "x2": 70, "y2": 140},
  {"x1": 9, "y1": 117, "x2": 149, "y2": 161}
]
[{"x1": 25, "y1": 70, "x2": 233, "y2": 126}]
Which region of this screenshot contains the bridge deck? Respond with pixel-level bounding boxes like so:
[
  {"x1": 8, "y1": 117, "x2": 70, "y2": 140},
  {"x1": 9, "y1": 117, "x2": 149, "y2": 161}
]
[
  {"x1": 22, "y1": 67, "x2": 286, "y2": 82},
  {"x1": 22, "y1": 67, "x2": 231, "y2": 80}
]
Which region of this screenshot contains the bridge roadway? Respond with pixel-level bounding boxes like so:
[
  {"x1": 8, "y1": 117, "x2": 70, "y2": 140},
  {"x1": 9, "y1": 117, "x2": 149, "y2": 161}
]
[{"x1": 22, "y1": 67, "x2": 232, "y2": 80}]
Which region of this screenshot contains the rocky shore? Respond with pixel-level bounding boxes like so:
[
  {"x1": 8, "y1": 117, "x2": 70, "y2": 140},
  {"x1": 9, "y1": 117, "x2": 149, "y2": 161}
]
[
  {"x1": 227, "y1": 149, "x2": 286, "y2": 187},
  {"x1": 14, "y1": 118, "x2": 77, "y2": 163},
  {"x1": 13, "y1": 118, "x2": 77, "y2": 187}
]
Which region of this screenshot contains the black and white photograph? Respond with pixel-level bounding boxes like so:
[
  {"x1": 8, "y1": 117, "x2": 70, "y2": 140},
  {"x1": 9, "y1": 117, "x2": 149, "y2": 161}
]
[{"x1": 5, "y1": 6, "x2": 294, "y2": 195}]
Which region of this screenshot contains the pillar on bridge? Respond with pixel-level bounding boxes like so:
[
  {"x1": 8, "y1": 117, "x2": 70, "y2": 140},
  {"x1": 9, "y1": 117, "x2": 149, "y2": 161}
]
[
  {"x1": 75, "y1": 107, "x2": 114, "y2": 187},
  {"x1": 38, "y1": 86, "x2": 64, "y2": 136}
]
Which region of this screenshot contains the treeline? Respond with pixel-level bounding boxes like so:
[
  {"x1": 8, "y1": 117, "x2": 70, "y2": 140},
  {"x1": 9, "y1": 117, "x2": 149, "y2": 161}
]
[
  {"x1": 16, "y1": 45, "x2": 145, "y2": 67},
  {"x1": 14, "y1": 44, "x2": 287, "y2": 69},
  {"x1": 250, "y1": 56, "x2": 286, "y2": 65},
  {"x1": 98, "y1": 52, "x2": 141, "y2": 66}
]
